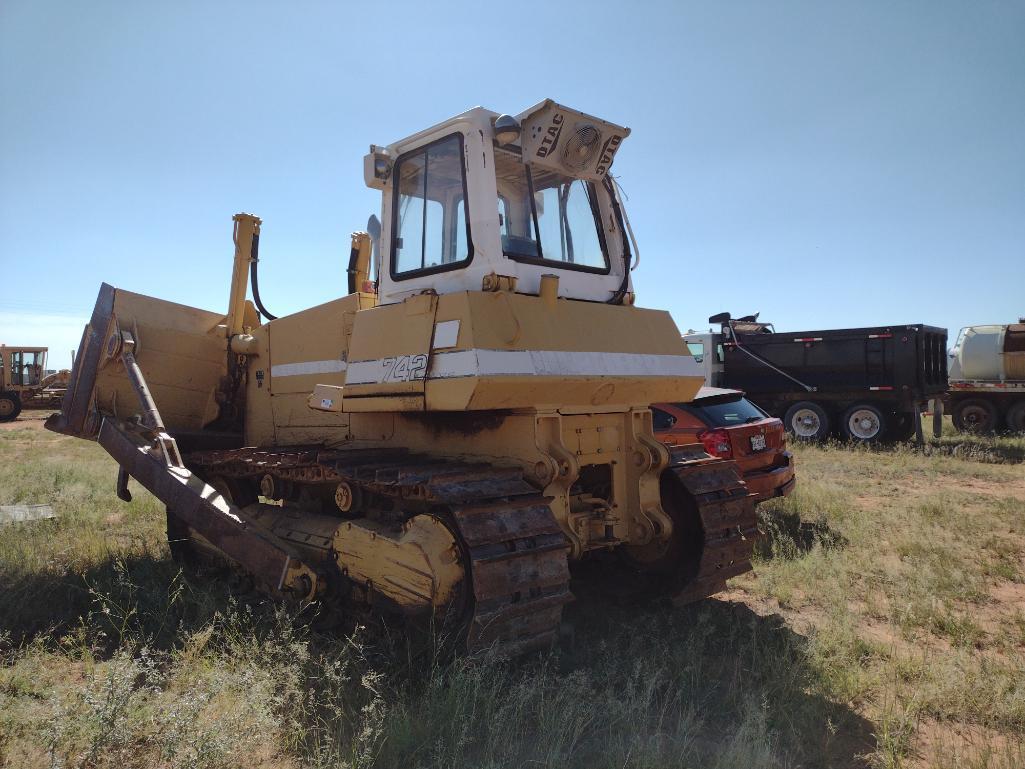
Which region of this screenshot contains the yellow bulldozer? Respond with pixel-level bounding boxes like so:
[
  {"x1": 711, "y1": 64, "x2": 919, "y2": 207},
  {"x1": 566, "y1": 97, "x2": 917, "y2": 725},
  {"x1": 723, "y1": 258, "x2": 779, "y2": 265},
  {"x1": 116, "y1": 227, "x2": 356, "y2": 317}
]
[
  {"x1": 48, "y1": 100, "x2": 757, "y2": 655},
  {"x1": 0, "y1": 345, "x2": 70, "y2": 421}
]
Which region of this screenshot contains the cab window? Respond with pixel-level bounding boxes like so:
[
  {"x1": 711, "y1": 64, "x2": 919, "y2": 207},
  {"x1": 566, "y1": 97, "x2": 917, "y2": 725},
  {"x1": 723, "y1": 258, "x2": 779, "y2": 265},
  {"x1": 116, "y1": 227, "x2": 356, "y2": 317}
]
[
  {"x1": 10, "y1": 350, "x2": 42, "y2": 386},
  {"x1": 391, "y1": 134, "x2": 472, "y2": 279},
  {"x1": 493, "y1": 147, "x2": 609, "y2": 273}
]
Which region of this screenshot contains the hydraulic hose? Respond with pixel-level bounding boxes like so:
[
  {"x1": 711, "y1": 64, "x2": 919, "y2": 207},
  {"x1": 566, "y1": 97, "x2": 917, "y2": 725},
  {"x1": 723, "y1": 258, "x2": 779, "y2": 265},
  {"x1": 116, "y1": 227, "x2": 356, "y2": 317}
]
[
  {"x1": 346, "y1": 241, "x2": 360, "y2": 295},
  {"x1": 248, "y1": 234, "x2": 277, "y2": 321},
  {"x1": 603, "y1": 175, "x2": 631, "y2": 305}
]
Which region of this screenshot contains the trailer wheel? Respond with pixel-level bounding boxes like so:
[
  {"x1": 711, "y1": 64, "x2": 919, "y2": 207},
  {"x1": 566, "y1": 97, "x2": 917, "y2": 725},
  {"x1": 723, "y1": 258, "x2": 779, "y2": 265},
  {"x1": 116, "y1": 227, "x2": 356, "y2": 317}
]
[
  {"x1": 841, "y1": 404, "x2": 887, "y2": 443},
  {"x1": 0, "y1": 392, "x2": 22, "y2": 422},
  {"x1": 1005, "y1": 401, "x2": 1025, "y2": 434},
  {"x1": 952, "y1": 398, "x2": 998, "y2": 434},
  {"x1": 783, "y1": 402, "x2": 830, "y2": 441}
]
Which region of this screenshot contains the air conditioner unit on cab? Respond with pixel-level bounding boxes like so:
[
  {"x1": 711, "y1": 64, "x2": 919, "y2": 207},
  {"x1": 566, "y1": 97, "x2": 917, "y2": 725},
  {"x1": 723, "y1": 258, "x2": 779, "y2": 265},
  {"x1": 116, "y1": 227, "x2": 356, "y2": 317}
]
[{"x1": 517, "y1": 99, "x2": 631, "y2": 182}]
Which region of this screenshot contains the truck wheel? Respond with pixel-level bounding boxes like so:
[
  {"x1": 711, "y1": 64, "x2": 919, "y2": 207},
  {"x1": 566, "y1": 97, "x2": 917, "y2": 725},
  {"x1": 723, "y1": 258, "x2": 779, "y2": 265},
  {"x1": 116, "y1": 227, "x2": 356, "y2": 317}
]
[
  {"x1": 841, "y1": 404, "x2": 887, "y2": 443},
  {"x1": 0, "y1": 392, "x2": 22, "y2": 422},
  {"x1": 952, "y1": 398, "x2": 998, "y2": 434},
  {"x1": 783, "y1": 402, "x2": 830, "y2": 441},
  {"x1": 1006, "y1": 402, "x2": 1025, "y2": 434}
]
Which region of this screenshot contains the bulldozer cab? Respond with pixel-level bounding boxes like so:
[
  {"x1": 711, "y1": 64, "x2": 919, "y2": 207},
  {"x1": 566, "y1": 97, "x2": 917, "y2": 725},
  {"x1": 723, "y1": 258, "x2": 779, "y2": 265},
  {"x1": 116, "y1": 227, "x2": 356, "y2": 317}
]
[
  {"x1": 365, "y1": 100, "x2": 633, "y2": 305},
  {"x1": 0, "y1": 346, "x2": 47, "y2": 389}
]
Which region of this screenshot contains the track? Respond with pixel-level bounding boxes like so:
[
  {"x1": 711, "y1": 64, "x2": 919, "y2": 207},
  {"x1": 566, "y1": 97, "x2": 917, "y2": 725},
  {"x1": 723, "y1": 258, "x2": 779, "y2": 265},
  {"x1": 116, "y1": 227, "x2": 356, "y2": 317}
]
[
  {"x1": 662, "y1": 446, "x2": 759, "y2": 604},
  {"x1": 186, "y1": 447, "x2": 574, "y2": 656},
  {"x1": 182, "y1": 444, "x2": 757, "y2": 655}
]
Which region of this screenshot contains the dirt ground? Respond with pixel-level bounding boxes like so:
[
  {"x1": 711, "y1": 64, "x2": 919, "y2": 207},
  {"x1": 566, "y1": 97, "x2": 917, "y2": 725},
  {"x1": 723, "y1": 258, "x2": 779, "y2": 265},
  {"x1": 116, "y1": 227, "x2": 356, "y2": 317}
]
[{"x1": 0, "y1": 413, "x2": 53, "y2": 431}]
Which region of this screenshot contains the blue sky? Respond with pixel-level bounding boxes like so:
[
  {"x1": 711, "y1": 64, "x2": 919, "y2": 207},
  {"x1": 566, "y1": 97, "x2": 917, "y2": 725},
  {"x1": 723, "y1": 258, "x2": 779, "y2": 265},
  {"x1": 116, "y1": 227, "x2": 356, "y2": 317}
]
[{"x1": 2, "y1": 1, "x2": 1023, "y2": 369}]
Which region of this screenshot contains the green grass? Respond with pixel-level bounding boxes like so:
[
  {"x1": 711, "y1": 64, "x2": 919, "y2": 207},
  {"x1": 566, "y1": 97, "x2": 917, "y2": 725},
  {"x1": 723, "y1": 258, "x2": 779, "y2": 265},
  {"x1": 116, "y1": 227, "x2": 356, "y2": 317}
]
[{"x1": 1, "y1": 420, "x2": 1024, "y2": 768}]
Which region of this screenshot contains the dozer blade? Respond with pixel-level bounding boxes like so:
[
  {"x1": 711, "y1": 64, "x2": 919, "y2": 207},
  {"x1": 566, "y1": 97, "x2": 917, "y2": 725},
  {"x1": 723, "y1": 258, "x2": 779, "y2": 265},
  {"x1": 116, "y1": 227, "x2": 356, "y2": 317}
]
[
  {"x1": 46, "y1": 282, "x2": 236, "y2": 443},
  {"x1": 98, "y1": 418, "x2": 322, "y2": 600},
  {"x1": 47, "y1": 281, "x2": 322, "y2": 602}
]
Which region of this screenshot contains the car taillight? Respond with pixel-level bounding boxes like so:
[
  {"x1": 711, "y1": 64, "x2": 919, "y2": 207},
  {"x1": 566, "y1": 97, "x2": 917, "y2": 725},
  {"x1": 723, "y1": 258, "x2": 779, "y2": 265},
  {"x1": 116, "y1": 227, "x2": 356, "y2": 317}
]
[{"x1": 699, "y1": 428, "x2": 732, "y2": 458}]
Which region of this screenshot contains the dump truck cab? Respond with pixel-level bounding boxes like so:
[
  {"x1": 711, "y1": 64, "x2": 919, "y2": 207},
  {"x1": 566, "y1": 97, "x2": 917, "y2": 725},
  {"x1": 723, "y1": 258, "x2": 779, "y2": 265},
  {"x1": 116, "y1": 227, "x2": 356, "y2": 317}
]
[
  {"x1": 366, "y1": 100, "x2": 633, "y2": 305},
  {"x1": 680, "y1": 332, "x2": 725, "y2": 386}
]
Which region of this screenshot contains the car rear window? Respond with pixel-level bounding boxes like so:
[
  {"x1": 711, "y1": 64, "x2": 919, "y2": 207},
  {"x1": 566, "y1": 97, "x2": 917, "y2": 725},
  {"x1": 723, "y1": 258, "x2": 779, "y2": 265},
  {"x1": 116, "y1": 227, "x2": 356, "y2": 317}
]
[{"x1": 675, "y1": 397, "x2": 767, "y2": 427}]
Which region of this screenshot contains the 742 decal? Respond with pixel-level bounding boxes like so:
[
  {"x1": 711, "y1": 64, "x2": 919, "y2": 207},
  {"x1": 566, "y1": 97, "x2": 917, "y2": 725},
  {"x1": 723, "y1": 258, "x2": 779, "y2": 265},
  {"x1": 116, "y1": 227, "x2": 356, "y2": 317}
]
[{"x1": 380, "y1": 354, "x2": 428, "y2": 383}]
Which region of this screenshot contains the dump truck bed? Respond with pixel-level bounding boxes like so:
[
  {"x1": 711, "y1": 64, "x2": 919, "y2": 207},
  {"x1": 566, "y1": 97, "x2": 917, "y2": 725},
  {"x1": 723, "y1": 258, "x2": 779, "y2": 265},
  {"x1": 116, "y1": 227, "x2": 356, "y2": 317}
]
[{"x1": 722, "y1": 323, "x2": 948, "y2": 408}]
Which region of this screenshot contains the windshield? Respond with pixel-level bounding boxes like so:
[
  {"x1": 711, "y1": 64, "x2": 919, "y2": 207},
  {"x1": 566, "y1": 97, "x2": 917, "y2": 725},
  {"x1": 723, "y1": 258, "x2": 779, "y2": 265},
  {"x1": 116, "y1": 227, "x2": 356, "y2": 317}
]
[
  {"x1": 951, "y1": 327, "x2": 966, "y2": 354},
  {"x1": 493, "y1": 148, "x2": 609, "y2": 272}
]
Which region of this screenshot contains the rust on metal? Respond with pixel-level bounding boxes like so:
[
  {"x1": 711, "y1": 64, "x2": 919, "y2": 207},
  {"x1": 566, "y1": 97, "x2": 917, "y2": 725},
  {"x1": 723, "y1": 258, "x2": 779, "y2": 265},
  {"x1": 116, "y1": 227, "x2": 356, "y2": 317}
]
[
  {"x1": 400, "y1": 410, "x2": 512, "y2": 437},
  {"x1": 665, "y1": 450, "x2": 758, "y2": 604}
]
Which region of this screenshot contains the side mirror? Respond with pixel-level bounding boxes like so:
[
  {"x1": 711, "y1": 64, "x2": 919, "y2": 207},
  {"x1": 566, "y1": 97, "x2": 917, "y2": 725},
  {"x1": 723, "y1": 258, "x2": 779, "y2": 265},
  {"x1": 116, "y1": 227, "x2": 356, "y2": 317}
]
[{"x1": 367, "y1": 215, "x2": 382, "y2": 281}]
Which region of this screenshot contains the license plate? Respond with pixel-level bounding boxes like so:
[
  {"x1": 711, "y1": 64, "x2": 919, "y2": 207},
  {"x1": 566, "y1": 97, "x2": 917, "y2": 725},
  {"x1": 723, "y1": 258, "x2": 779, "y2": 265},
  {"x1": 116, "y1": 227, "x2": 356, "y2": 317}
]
[{"x1": 750, "y1": 434, "x2": 766, "y2": 451}]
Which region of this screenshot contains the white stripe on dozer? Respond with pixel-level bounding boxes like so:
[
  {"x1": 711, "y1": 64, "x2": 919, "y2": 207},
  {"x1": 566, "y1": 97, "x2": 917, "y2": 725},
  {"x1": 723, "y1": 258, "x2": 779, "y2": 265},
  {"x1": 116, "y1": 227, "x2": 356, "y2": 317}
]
[
  {"x1": 271, "y1": 359, "x2": 348, "y2": 377},
  {"x1": 345, "y1": 349, "x2": 701, "y2": 385}
]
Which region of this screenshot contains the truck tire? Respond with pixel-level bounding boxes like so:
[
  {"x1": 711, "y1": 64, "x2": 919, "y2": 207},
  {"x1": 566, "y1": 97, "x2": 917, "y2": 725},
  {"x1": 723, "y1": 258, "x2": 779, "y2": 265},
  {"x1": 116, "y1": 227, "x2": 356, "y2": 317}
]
[
  {"x1": 783, "y1": 401, "x2": 830, "y2": 441},
  {"x1": 0, "y1": 392, "x2": 22, "y2": 422},
  {"x1": 841, "y1": 403, "x2": 887, "y2": 443},
  {"x1": 1006, "y1": 401, "x2": 1025, "y2": 434},
  {"x1": 887, "y1": 413, "x2": 917, "y2": 442},
  {"x1": 952, "y1": 398, "x2": 999, "y2": 434}
]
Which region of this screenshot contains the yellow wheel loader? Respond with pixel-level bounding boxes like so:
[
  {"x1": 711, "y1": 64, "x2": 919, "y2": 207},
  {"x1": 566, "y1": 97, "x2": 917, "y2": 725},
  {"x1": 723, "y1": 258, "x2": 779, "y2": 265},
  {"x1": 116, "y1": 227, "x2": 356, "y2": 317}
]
[{"x1": 48, "y1": 100, "x2": 757, "y2": 655}]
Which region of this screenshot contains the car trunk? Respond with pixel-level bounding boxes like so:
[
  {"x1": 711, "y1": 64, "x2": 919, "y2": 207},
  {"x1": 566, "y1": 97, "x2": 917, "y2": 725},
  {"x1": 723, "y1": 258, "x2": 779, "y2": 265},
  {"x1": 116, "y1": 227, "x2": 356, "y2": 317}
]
[{"x1": 726, "y1": 417, "x2": 785, "y2": 472}]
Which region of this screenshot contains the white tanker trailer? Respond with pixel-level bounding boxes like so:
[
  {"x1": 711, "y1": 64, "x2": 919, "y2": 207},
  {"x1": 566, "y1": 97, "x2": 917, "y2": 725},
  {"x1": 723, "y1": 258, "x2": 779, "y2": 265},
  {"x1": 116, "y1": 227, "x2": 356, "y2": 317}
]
[{"x1": 947, "y1": 320, "x2": 1025, "y2": 433}]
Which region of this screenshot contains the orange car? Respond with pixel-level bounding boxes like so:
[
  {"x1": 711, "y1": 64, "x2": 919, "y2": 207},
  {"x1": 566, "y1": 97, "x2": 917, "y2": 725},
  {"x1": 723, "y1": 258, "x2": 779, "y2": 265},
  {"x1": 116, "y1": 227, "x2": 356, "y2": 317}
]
[{"x1": 653, "y1": 387, "x2": 796, "y2": 503}]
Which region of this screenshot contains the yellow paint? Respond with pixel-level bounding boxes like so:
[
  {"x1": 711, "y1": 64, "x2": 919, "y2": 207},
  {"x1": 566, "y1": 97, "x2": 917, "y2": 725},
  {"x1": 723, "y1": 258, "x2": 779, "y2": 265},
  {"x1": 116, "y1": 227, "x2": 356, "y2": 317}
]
[
  {"x1": 228, "y1": 214, "x2": 261, "y2": 337},
  {"x1": 334, "y1": 514, "x2": 465, "y2": 610},
  {"x1": 58, "y1": 209, "x2": 706, "y2": 574}
]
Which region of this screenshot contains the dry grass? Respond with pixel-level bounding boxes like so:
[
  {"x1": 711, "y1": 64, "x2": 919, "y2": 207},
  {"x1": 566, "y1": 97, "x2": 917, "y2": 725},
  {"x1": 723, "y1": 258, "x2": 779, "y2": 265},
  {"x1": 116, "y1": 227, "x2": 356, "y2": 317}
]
[
  {"x1": 736, "y1": 435, "x2": 1025, "y2": 768},
  {"x1": 1, "y1": 415, "x2": 1023, "y2": 768}
]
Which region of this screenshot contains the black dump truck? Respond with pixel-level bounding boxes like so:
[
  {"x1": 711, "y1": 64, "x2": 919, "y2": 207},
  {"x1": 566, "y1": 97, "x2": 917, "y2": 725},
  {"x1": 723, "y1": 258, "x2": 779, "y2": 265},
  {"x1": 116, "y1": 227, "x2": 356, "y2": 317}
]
[{"x1": 682, "y1": 313, "x2": 948, "y2": 442}]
